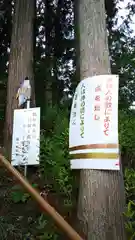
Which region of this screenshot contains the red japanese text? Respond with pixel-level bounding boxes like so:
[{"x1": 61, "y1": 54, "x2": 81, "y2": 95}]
[
  {"x1": 104, "y1": 78, "x2": 113, "y2": 136},
  {"x1": 94, "y1": 84, "x2": 101, "y2": 121}
]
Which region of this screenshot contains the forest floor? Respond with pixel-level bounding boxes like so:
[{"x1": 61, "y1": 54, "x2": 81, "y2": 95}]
[
  {"x1": 0, "y1": 166, "x2": 75, "y2": 240},
  {"x1": 0, "y1": 170, "x2": 39, "y2": 239}
]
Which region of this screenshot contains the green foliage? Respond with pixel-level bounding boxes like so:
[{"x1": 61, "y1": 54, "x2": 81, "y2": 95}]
[
  {"x1": 0, "y1": 216, "x2": 22, "y2": 240},
  {"x1": 39, "y1": 106, "x2": 77, "y2": 239},
  {"x1": 11, "y1": 185, "x2": 30, "y2": 203},
  {"x1": 124, "y1": 168, "x2": 135, "y2": 201},
  {"x1": 124, "y1": 201, "x2": 135, "y2": 240},
  {"x1": 36, "y1": 214, "x2": 60, "y2": 240},
  {"x1": 119, "y1": 110, "x2": 135, "y2": 239},
  {"x1": 107, "y1": 0, "x2": 135, "y2": 108},
  {"x1": 40, "y1": 106, "x2": 76, "y2": 199},
  {"x1": 119, "y1": 110, "x2": 135, "y2": 167},
  {"x1": 124, "y1": 168, "x2": 135, "y2": 239},
  {"x1": 11, "y1": 184, "x2": 38, "y2": 204}
]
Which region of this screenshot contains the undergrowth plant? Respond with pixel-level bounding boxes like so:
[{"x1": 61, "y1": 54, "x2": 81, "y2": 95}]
[
  {"x1": 38, "y1": 106, "x2": 78, "y2": 239},
  {"x1": 11, "y1": 184, "x2": 38, "y2": 203},
  {"x1": 0, "y1": 216, "x2": 22, "y2": 240},
  {"x1": 119, "y1": 110, "x2": 135, "y2": 238},
  {"x1": 40, "y1": 106, "x2": 77, "y2": 206},
  {"x1": 124, "y1": 168, "x2": 135, "y2": 239},
  {"x1": 119, "y1": 110, "x2": 135, "y2": 167},
  {"x1": 36, "y1": 214, "x2": 60, "y2": 240}
]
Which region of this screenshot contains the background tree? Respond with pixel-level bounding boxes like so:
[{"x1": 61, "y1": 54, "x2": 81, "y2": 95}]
[
  {"x1": 106, "y1": 0, "x2": 135, "y2": 109},
  {"x1": 35, "y1": 0, "x2": 75, "y2": 110},
  {"x1": 0, "y1": 0, "x2": 12, "y2": 145},
  {"x1": 4, "y1": 0, "x2": 35, "y2": 156}
]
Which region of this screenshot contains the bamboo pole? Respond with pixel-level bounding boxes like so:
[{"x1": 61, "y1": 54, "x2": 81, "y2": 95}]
[{"x1": 0, "y1": 154, "x2": 83, "y2": 240}]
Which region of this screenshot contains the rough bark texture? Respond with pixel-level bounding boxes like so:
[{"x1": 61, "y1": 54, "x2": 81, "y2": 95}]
[
  {"x1": 77, "y1": 0, "x2": 126, "y2": 239},
  {"x1": 4, "y1": 0, "x2": 35, "y2": 157}
]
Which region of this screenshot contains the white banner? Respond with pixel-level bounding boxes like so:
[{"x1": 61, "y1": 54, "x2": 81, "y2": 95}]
[
  {"x1": 69, "y1": 75, "x2": 120, "y2": 170},
  {"x1": 12, "y1": 107, "x2": 40, "y2": 166}
]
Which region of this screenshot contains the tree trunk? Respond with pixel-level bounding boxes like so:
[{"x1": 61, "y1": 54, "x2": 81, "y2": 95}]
[
  {"x1": 52, "y1": 0, "x2": 62, "y2": 105},
  {"x1": 44, "y1": 0, "x2": 53, "y2": 106},
  {"x1": 77, "y1": 0, "x2": 126, "y2": 239},
  {"x1": 4, "y1": 0, "x2": 35, "y2": 157}
]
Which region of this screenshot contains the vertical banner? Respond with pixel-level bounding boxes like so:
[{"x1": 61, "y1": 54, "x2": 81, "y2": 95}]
[
  {"x1": 69, "y1": 75, "x2": 120, "y2": 170},
  {"x1": 12, "y1": 107, "x2": 40, "y2": 166}
]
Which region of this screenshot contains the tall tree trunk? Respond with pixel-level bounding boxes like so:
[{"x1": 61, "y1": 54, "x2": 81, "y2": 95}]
[
  {"x1": 44, "y1": 0, "x2": 53, "y2": 106},
  {"x1": 52, "y1": 0, "x2": 62, "y2": 105},
  {"x1": 77, "y1": 0, "x2": 126, "y2": 239},
  {"x1": 4, "y1": 0, "x2": 35, "y2": 157}
]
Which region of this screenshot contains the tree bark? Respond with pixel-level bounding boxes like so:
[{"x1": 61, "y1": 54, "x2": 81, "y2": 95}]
[
  {"x1": 77, "y1": 0, "x2": 126, "y2": 239},
  {"x1": 4, "y1": 0, "x2": 35, "y2": 157},
  {"x1": 44, "y1": 0, "x2": 53, "y2": 106},
  {"x1": 52, "y1": 0, "x2": 62, "y2": 105}
]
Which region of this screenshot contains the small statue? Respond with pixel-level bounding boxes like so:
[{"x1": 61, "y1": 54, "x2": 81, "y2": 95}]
[{"x1": 16, "y1": 77, "x2": 31, "y2": 107}]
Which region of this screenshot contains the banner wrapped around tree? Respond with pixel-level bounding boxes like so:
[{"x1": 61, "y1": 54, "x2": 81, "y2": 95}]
[{"x1": 69, "y1": 75, "x2": 120, "y2": 170}]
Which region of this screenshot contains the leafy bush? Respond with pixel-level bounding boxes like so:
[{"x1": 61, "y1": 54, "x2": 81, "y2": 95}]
[
  {"x1": 119, "y1": 109, "x2": 135, "y2": 167},
  {"x1": 40, "y1": 106, "x2": 77, "y2": 200},
  {"x1": 124, "y1": 168, "x2": 135, "y2": 202},
  {"x1": 124, "y1": 168, "x2": 135, "y2": 239},
  {"x1": 11, "y1": 184, "x2": 38, "y2": 203},
  {"x1": 36, "y1": 214, "x2": 60, "y2": 240},
  {"x1": 38, "y1": 106, "x2": 78, "y2": 239},
  {"x1": 124, "y1": 200, "x2": 135, "y2": 240},
  {"x1": 0, "y1": 216, "x2": 22, "y2": 240},
  {"x1": 11, "y1": 185, "x2": 30, "y2": 203},
  {"x1": 118, "y1": 110, "x2": 135, "y2": 238}
]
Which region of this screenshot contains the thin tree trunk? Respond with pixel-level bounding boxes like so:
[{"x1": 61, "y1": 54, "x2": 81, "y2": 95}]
[
  {"x1": 52, "y1": 0, "x2": 62, "y2": 105},
  {"x1": 44, "y1": 0, "x2": 53, "y2": 106},
  {"x1": 77, "y1": 0, "x2": 126, "y2": 239},
  {"x1": 4, "y1": 0, "x2": 35, "y2": 157}
]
